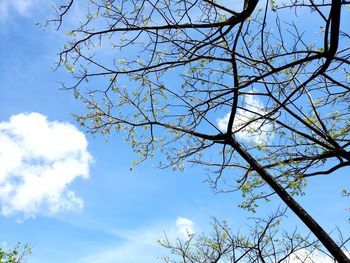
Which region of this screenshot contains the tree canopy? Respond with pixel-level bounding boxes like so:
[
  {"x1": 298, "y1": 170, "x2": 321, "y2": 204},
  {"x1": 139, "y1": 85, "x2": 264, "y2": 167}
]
[
  {"x1": 0, "y1": 244, "x2": 30, "y2": 263},
  {"x1": 158, "y1": 209, "x2": 346, "y2": 263},
  {"x1": 54, "y1": 0, "x2": 350, "y2": 261}
]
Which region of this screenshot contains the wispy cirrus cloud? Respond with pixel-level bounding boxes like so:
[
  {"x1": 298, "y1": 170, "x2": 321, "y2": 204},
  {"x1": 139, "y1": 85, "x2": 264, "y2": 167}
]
[
  {"x1": 0, "y1": 0, "x2": 37, "y2": 19},
  {"x1": 78, "y1": 217, "x2": 195, "y2": 263},
  {"x1": 0, "y1": 112, "x2": 92, "y2": 219}
]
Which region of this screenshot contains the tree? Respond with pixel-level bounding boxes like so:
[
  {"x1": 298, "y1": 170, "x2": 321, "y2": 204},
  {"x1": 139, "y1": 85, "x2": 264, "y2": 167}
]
[
  {"x1": 159, "y1": 209, "x2": 349, "y2": 262},
  {"x1": 0, "y1": 244, "x2": 31, "y2": 263},
  {"x1": 53, "y1": 0, "x2": 350, "y2": 261}
]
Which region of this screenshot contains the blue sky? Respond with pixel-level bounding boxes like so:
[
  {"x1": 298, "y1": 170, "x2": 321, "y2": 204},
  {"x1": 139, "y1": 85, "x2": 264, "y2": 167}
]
[{"x1": 0, "y1": 1, "x2": 349, "y2": 263}]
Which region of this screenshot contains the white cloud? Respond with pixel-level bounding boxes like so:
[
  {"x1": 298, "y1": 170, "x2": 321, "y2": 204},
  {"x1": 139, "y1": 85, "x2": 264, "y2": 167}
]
[
  {"x1": 217, "y1": 94, "x2": 273, "y2": 144},
  {"x1": 175, "y1": 217, "x2": 194, "y2": 238},
  {"x1": 283, "y1": 249, "x2": 338, "y2": 263},
  {"x1": 0, "y1": 112, "x2": 92, "y2": 218},
  {"x1": 0, "y1": 0, "x2": 37, "y2": 18}
]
